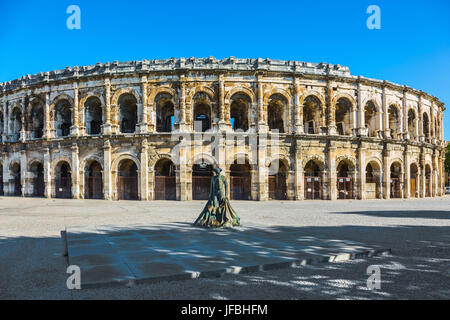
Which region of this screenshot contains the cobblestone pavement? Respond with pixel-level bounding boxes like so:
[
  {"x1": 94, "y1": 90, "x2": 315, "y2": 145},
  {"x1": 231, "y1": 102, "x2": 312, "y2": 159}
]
[{"x1": 0, "y1": 196, "x2": 449, "y2": 299}]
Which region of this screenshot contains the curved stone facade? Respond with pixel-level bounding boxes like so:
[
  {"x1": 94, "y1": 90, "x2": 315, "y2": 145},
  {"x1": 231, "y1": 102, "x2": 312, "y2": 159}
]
[{"x1": 0, "y1": 57, "x2": 446, "y2": 201}]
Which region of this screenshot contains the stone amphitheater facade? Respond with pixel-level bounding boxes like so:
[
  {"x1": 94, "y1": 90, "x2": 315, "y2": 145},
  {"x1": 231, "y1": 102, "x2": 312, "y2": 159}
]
[{"x1": 0, "y1": 57, "x2": 446, "y2": 201}]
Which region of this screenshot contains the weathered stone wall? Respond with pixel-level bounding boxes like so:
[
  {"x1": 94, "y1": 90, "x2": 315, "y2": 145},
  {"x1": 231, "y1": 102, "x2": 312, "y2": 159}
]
[{"x1": 0, "y1": 57, "x2": 445, "y2": 201}]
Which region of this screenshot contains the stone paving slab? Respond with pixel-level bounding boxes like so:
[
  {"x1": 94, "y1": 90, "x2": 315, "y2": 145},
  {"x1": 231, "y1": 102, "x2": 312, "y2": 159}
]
[{"x1": 65, "y1": 222, "x2": 391, "y2": 288}]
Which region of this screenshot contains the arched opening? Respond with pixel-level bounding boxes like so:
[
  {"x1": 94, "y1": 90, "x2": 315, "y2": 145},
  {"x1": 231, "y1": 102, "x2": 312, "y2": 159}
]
[
  {"x1": 337, "y1": 160, "x2": 354, "y2": 199},
  {"x1": 117, "y1": 159, "x2": 139, "y2": 200},
  {"x1": 11, "y1": 163, "x2": 21, "y2": 196},
  {"x1": 29, "y1": 100, "x2": 44, "y2": 139},
  {"x1": 193, "y1": 102, "x2": 211, "y2": 132},
  {"x1": 119, "y1": 94, "x2": 137, "y2": 134},
  {"x1": 268, "y1": 159, "x2": 287, "y2": 200},
  {"x1": 10, "y1": 108, "x2": 22, "y2": 142},
  {"x1": 423, "y1": 112, "x2": 430, "y2": 141},
  {"x1": 230, "y1": 93, "x2": 250, "y2": 132},
  {"x1": 30, "y1": 162, "x2": 44, "y2": 197},
  {"x1": 388, "y1": 105, "x2": 400, "y2": 139},
  {"x1": 55, "y1": 161, "x2": 72, "y2": 198},
  {"x1": 303, "y1": 96, "x2": 321, "y2": 134},
  {"x1": 410, "y1": 163, "x2": 419, "y2": 198},
  {"x1": 390, "y1": 162, "x2": 402, "y2": 198},
  {"x1": 335, "y1": 98, "x2": 352, "y2": 136},
  {"x1": 425, "y1": 164, "x2": 431, "y2": 197},
  {"x1": 54, "y1": 100, "x2": 72, "y2": 137},
  {"x1": 192, "y1": 162, "x2": 213, "y2": 200},
  {"x1": 85, "y1": 97, "x2": 103, "y2": 135},
  {"x1": 230, "y1": 160, "x2": 251, "y2": 200},
  {"x1": 154, "y1": 158, "x2": 176, "y2": 200},
  {"x1": 85, "y1": 161, "x2": 103, "y2": 199},
  {"x1": 267, "y1": 95, "x2": 286, "y2": 133},
  {"x1": 365, "y1": 162, "x2": 381, "y2": 199},
  {"x1": 407, "y1": 109, "x2": 417, "y2": 140},
  {"x1": 156, "y1": 94, "x2": 174, "y2": 132},
  {"x1": 364, "y1": 101, "x2": 377, "y2": 137},
  {"x1": 0, "y1": 164, "x2": 3, "y2": 196},
  {"x1": 304, "y1": 160, "x2": 323, "y2": 200}
]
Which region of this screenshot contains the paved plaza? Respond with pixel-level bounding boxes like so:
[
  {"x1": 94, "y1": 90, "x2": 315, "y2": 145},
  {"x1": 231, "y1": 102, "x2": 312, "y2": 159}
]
[{"x1": 0, "y1": 196, "x2": 449, "y2": 299}]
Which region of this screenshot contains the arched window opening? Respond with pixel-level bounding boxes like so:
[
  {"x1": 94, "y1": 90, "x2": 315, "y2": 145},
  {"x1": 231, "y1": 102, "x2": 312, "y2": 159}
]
[
  {"x1": 156, "y1": 95, "x2": 174, "y2": 132},
  {"x1": 268, "y1": 95, "x2": 285, "y2": 133},
  {"x1": 268, "y1": 160, "x2": 287, "y2": 200},
  {"x1": 85, "y1": 97, "x2": 103, "y2": 135},
  {"x1": 30, "y1": 162, "x2": 44, "y2": 197},
  {"x1": 337, "y1": 161, "x2": 354, "y2": 199},
  {"x1": 335, "y1": 98, "x2": 352, "y2": 136},
  {"x1": 11, "y1": 163, "x2": 21, "y2": 196},
  {"x1": 230, "y1": 160, "x2": 251, "y2": 200},
  {"x1": 119, "y1": 94, "x2": 137, "y2": 134},
  {"x1": 390, "y1": 162, "x2": 402, "y2": 198},
  {"x1": 54, "y1": 100, "x2": 72, "y2": 137},
  {"x1": 410, "y1": 163, "x2": 419, "y2": 198},
  {"x1": 388, "y1": 105, "x2": 400, "y2": 139},
  {"x1": 230, "y1": 94, "x2": 250, "y2": 132},
  {"x1": 192, "y1": 163, "x2": 213, "y2": 200},
  {"x1": 407, "y1": 110, "x2": 417, "y2": 140},
  {"x1": 303, "y1": 96, "x2": 321, "y2": 134},
  {"x1": 55, "y1": 162, "x2": 72, "y2": 198},
  {"x1": 364, "y1": 101, "x2": 377, "y2": 137},
  {"x1": 10, "y1": 108, "x2": 23, "y2": 142}
]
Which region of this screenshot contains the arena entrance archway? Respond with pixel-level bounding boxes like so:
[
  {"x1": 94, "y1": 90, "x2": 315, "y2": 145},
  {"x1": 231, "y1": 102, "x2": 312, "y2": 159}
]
[
  {"x1": 85, "y1": 161, "x2": 103, "y2": 199},
  {"x1": 390, "y1": 162, "x2": 402, "y2": 198},
  {"x1": 230, "y1": 160, "x2": 251, "y2": 200},
  {"x1": 268, "y1": 160, "x2": 287, "y2": 200},
  {"x1": 30, "y1": 162, "x2": 45, "y2": 197},
  {"x1": 304, "y1": 160, "x2": 323, "y2": 200},
  {"x1": 337, "y1": 160, "x2": 354, "y2": 199},
  {"x1": 11, "y1": 163, "x2": 22, "y2": 196},
  {"x1": 117, "y1": 159, "x2": 139, "y2": 200},
  {"x1": 365, "y1": 161, "x2": 381, "y2": 199},
  {"x1": 410, "y1": 163, "x2": 418, "y2": 198},
  {"x1": 192, "y1": 163, "x2": 213, "y2": 200},
  {"x1": 154, "y1": 158, "x2": 176, "y2": 200},
  {"x1": 55, "y1": 161, "x2": 72, "y2": 198}
]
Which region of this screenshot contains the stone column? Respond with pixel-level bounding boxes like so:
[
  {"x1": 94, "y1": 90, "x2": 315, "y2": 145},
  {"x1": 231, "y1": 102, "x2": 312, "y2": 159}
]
[
  {"x1": 382, "y1": 86, "x2": 390, "y2": 138},
  {"x1": 102, "y1": 78, "x2": 112, "y2": 135},
  {"x1": 294, "y1": 140, "x2": 303, "y2": 200},
  {"x1": 102, "y1": 140, "x2": 112, "y2": 200},
  {"x1": 402, "y1": 90, "x2": 408, "y2": 140},
  {"x1": 71, "y1": 143, "x2": 80, "y2": 199},
  {"x1": 257, "y1": 74, "x2": 267, "y2": 133},
  {"x1": 140, "y1": 139, "x2": 149, "y2": 200},
  {"x1": 420, "y1": 153, "x2": 426, "y2": 198},
  {"x1": 43, "y1": 148, "x2": 52, "y2": 198},
  {"x1": 178, "y1": 75, "x2": 187, "y2": 132},
  {"x1": 218, "y1": 74, "x2": 227, "y2": 131},
  {"x1": 357, "y1": 82, "x2": 366, "y2": 136},
  {"x1": 257, "y1": 134, "x2": 268, "y2": 200},
  {"x1": 418, "y1": 96, "x2": 424, "y2": 142},
  {"x1": 2, "y1": 97, "x2": 7, "y2": 142},
  {"x1": 327, "y1": 83, "x2": 336, "y2": 135},
  {"x1": 178, "y1": 137, "x2": 188, "y2": 200},
  {"x1": 70, "y1": 83, "x2": 80, "y2": 136},
  {"x1": 294, "y1": 79, "x2": 303, "y2": 134},
  {"x1": 43, "y1": 92, "x2": 51, "y2": 139},
  {"x1": 328, "y1": 142, "x2": 337, "y2": 200},
  {"x1": 138, "y1": 76, "x2": 148, "y2": 134}
]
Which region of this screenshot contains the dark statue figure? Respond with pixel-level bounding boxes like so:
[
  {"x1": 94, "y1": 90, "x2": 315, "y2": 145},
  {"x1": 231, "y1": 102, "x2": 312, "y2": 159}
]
[{"x1": 193, "y1": 167, "x2": 240, "y2": 228}]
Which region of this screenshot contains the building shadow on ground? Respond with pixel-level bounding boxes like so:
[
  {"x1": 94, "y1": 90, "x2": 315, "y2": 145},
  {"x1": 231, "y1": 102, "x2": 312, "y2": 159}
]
[{"x1": 0, "y1": 213, "x2": 449, "y2": 299}]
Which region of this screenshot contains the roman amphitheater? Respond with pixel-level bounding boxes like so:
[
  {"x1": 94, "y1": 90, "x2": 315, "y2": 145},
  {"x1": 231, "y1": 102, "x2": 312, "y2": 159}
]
[{"x1": 0, "y1": 57, "x2": 445, "y2": 202}]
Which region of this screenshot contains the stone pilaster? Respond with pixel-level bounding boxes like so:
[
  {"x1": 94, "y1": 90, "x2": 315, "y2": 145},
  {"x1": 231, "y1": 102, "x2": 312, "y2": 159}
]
[
  {"x1": 218, "y1": 74, "x2": 227, "y2": 131},
  {"x1": 20, "y1": 150, "x2": 26, "y2": 196},
  {"x1": 70, "y1": 83, "x2": 80, "y2": 136},
  {"x1": 140, "y1": 139, "x2": 149, "y2": 200},
  {"x1": 327, "y1": 82, "x2": 336, "y2": 135},
  {"x1": 102, "y1": 78, "x2": 113, "y2": 135},
  {"x1": 382, "y1": 85, "x2": 390, "y2": 138},
  {"x1": 358, "y1": 143, "x2": 366, "y2": 199},
  {"x1": 71, "y1": 143, "x2": 80, "y2": 199},
  {"x1": 2, "y1": 97, "x2": 7, "y2": 142},
  {"x1": 43, "y1": 148, "x2": 51, "y2": 198},
  {"x1": 294, "y1": 79, "x2": 303, "y2": 134},
  {"x1": 257, "y1": 134, "x2": 268, "y2": 200},
  {"x1": 138, "y1": 76, "x2": 148, "y2": 133},
  {"x1": 383, "y1": 149, "x2": 390, "y2": 199},
  {"x1": 102, "y1": 140, "x2": 112, "y2": 200},
  {"x1": 328, "y1": 141, "x2": 337, "y2": 200}
]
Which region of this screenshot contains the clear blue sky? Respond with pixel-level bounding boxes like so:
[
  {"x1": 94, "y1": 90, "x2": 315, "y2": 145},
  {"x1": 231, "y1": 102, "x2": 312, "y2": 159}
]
[{"x1": 1, "y1": 0, "x2": 449, "y2": 140}]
